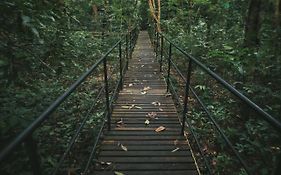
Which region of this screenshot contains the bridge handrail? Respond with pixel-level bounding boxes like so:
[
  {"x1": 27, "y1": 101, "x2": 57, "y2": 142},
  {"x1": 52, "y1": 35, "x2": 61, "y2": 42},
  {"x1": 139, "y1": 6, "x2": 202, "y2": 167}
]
[
  {"x1": 0, "y1": 26, "x2": 138, "y2": 175},
  {"x1": 151, "y1": 28, "x2": 281, "y2": 175},
  {"x1": 158, "y1": 32, "x2": 281, "y2": 132}
]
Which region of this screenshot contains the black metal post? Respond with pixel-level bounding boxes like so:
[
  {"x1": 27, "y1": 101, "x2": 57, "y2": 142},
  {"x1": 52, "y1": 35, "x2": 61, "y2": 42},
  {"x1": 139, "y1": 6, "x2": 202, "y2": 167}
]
[
  {"x1": 25, "y1": 136, "x2": 41, "y2": 175},
  {"x1": 181, "y1": 60, "x2": 193, "y2": 135},
  {"x1": 167, "y1": 43, "x2": 172, "y2": 92},
  {"x1": 154, "y1": 22, "x2": 157, "y2": 50},
  {"x1": 156, "y1": 32, "x2": 159, "y2": 60},
  {"x1": 119, "y1": 41, "x2": 123, "y2": 90},
  {"x1": 129, "y1": 32, "x2": 132, "y2": 59},
  {"x1": 103, "y1": 57, "x2": 111, "y2": 131},
  {"x1": 160, "y1": 35, "x2": 163, "y2": 72},
  {"x1": 126, "y1": 34, "x2": 129, "y2": 70}
]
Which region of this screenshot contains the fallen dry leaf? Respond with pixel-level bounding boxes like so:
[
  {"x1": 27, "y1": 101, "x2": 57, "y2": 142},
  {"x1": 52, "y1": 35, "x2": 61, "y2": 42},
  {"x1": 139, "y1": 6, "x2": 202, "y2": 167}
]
[
  {"x1": 116, "y1": 124, "x2": 123, "y2": 128},
  {"x1": 121, "y1": 105, "x2": 130, "y2": 109},
  {"x1": 174, "y1": 140, "x2": 179, "y2": 145},
  {"x1": 159, "y1": 108, "x2": 163, "y2": 111},
  {"x1": 120, "y1": 144, "x2": 128, "y2": 151},
  {"x1": 171, "y1": 147, "x2": 180, "y2": 152},
  {"x1": 143, "y1": 86, "x2": 151, "y2": 91},
  {"x1": 116, "y1": 118, "x2": 123, "y2": 124},
  {"x1": 128, "y1": 83, "x2": 133, "y2": 87},
  {"x1": 155, "y1": 126, "x2": 166, "y2": 132},
  {"x1": 144, "y1": 119, "x2": 150, "y2": 125},
  {"x1": 100, "y1": 161, "x2": 112, "y2": 166},
  {"x1": 147, "y1": 112, "x2": 157, "y2": 119},
  {"x1": 114, "y1": 171, "x2": 125, "y2": 175},
  {"x1": 165, "y1": 93, "x2": 172, "y2": 97},
  {"x1": 129, "y1": 104, "x2": 142, "y2": 109},
  {"x1": 140, "y1": 91, "x2": 147, "y2": 95},
  {"x1": 152, "y1": 101, "x2": 161, "y2": 106}
]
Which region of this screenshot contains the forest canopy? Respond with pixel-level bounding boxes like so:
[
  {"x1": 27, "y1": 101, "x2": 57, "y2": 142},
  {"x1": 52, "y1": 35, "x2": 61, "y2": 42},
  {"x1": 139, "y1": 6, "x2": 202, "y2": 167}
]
[{"x1": 0, "y1": 0, "x2": 280, "y2": 175}]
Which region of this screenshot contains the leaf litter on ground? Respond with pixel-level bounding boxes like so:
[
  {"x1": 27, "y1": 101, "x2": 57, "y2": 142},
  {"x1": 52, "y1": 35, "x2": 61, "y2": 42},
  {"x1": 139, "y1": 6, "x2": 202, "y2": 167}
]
[
  {"x1": 144, "y1": 119, "x2": 150, "y2": 125},
  {"x1": 141, "y1": 86, "x2": 151, "y2": 94},
  {"x1": 155, "y1": 126, "x2": 166, "y2": 132},
  {"x1": 118, "y1": 142, "x2": 128, "y2": 151},
  {"x1": 114, "y1": 171, "x2": 125, "y2": 175},
  {"x1": 121, "y1": 104, "x2": 142, "y2": 109},
  {"x1": 116, "y1": 118, "x2": 123, "y2": 124},
  {"x1": 171, "y1": 147, "x2": 180, "y2": 152},
  {"x1": 147, "y1": 112, "x2": 158, "y2": 119},
  {"x1": 152, "y1": 101, "x2": 161, "y2": 106}
]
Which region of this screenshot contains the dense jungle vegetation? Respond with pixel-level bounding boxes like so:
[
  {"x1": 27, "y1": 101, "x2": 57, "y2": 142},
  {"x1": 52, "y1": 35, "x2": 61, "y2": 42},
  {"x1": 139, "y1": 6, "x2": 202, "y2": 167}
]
[{"x1": 0, "y1": 0, "x2": 280, "y2": 175}]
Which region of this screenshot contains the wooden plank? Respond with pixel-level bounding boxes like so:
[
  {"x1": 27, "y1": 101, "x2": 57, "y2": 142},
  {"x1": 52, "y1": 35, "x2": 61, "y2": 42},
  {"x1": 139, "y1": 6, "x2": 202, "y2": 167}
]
[
  {"x1": 103, "y1": 135, "x2": 185, "y2": 141},
  {"x1": 101, "y1": 140, "x2": 188, "y2": 145},
  {"x1": 94, "y1": 163, "x2": 197, "y2": 170},
  {"x1": 108, "y1": 127, "x2": 181, "y2": 131},
  {"x1": 97, "y1": 156, "x2": 194, "y2": 163},
  {"x1": 98, "y1": 150, "x2": 192, "y2": 157},
  {"x1": 107, "y1": 131, "x2": 181, "y2": 135},
  {"x1": 99, "y1": 145, "x2": 190, "y2": 151},
  {"x1": 92, "y1": 170, "x2": 198, "y2": 175},
  {"x1": 110, "y1": 124, "x2": 181, "y2": 129},
  {"x1": 92, "y1": 31, "x2": 199, "y2": 175}
]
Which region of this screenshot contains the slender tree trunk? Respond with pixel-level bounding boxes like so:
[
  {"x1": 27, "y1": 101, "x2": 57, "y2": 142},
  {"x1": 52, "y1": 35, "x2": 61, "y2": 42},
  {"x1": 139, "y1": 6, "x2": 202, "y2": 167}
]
[
  {"x1": 148, "y1": 0, "x2": 161, "y2": 32},
  {"x1": 244, "y1": 0, "x2": 261, "y2": 48},
  {"x1": 274, "y1": 0, "x2": 281, "y2": 57}
]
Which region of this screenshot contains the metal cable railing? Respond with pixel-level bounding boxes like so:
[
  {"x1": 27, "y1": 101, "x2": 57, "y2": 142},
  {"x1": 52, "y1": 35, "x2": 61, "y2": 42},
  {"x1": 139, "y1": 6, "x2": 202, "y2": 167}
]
[
  {"x1": 149, "y1": 22, "x2": 281, "y2": 175},
  {"x1": 0, "y1": 27, "x2": 139, "y2": 175}
]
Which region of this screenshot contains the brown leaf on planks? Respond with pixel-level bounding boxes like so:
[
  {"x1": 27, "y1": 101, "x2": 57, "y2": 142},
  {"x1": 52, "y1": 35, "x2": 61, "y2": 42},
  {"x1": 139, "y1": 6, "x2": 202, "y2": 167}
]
[
  {"x1": 171, "y1": 147, "x2": 180, "y2": 152},
  {"x1": 147, "y1": 112, "x2": 158, "y2": 119},
  {"x1": 165, "y1": 93, "x2": 172, "y2": 97},
  {"x1": 155, "y1": 126, "x2": 165, "y2": 132},
  {"x1": 144, "y1": 119, "x2": 150, "y2": 125},
  {"x1": 129, "y1": 104, "x2": 142, "y2": 109},
  {"x1": 120, "y1": 144, "x2": 128, "y2": 151},
  {"x1": 152, "y1": 101, "x2": 161, "y2": 106},
  {"x1": 114, "y1": 171, "x2": 125, "y2": 175},
  {"x1": 116, "y1": 118, "x2": 123, "y2": 124},
  {"x1": 143, "y1": 86, "x2": 151, "y2": 91},
  {"x1": 140, "y1": 91, "x2": 147, "y2": 95}
]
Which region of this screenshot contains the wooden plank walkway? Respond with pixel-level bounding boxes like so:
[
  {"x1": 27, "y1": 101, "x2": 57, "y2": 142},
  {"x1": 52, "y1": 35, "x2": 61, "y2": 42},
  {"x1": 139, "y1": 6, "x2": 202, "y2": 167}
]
[{"x1": 93, "y1": 31, "x2": 199, "y2": 175}]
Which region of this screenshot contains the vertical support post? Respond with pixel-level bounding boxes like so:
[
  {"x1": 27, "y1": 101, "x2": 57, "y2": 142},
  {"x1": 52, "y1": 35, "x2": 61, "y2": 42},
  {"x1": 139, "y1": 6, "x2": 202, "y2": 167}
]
[
  {"x1": 154, "y1": 22, "x2": 157, "y2": 50},
  {"x1": 273, "y1": 153, "x2": 281, "y2": 175},
  {"x1": 119, "y1": 41, "x2": 123, "y2": 90},
  {"x1": 167, "y1": 43, "x2": 172, "y2": 92},
  {"x1": 160, "y1": 35, "x2": 163, "y2": 72},
  {"x1": 103, "y1": 57, "x2": 111, "y2": 131},
  {"x1": 181, "y1": 60, "x2": 193, "y2": 135},
  {"x1": 129, "y1": 32, "x2": 132, "y2": 59},
  {"x1": 126, "y1": 34, "x2": 129, "y2": 70},
  {"x1": 156, "y1": 32, "x2": 159, "y2": 60},
  {"x1": 25, "y1": 136, "x2": 41, "y2": 175}
]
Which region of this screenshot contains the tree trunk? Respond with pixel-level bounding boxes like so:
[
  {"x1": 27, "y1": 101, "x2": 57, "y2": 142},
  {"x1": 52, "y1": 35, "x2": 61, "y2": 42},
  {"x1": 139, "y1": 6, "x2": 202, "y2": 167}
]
[
  {"x1": 275, "y1": 0, "x2": 281, "y2": 57},
  {"x1": 244, "y1": 0, "x2": 261, "y2": 48}
]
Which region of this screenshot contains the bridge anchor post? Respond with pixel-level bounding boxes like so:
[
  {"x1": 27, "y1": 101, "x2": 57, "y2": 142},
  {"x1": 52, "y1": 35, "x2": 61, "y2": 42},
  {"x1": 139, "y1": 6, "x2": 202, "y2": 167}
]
[{"x1": 181, "y1": 60, "x2": 192, "y2": 135}]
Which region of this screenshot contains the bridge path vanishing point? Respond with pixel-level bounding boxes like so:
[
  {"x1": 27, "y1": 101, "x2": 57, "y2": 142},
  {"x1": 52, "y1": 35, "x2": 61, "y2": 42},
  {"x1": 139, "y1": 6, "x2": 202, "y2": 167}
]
[{"x1": 93, "y1": 31, "x2": 200, "y2": 175}]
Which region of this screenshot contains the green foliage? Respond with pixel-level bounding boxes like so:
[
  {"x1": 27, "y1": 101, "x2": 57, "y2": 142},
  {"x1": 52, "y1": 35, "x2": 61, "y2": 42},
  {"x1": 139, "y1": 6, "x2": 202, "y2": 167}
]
[
  {"x1": 0, "y1": 0, "x2": 140, "y2": 174},
  {"x1": 159, "y1": 0, "x2": 281, "y2": 174}
]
